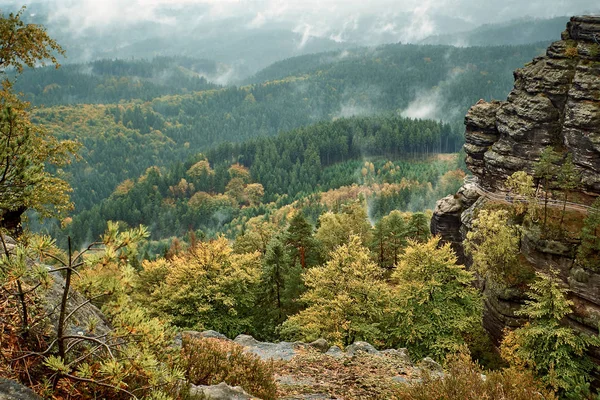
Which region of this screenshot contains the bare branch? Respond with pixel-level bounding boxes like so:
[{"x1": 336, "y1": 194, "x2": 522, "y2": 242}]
[
  {"x1": 61, "y1": 335, "x2": 116, "y2": 361},
  {"x1": 64, "y1": 292, "x2": 108, "y2": 324},
  {"x1": 63, "y1": 373, "x2": 139, "y2": 400}
]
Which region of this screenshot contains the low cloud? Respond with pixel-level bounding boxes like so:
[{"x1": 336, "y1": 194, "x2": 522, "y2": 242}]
[
  {"x1": 4, "y1": 0, "x2": 596, "y2": 44},
  {"x1": 401, "y1": 89, "x2": 444, "y2": 120},
  {"x1": 401, "y1": 63, "x2": 466, "y2": 121}
]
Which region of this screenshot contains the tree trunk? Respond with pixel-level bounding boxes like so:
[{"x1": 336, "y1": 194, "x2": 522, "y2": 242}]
[
  {"x1": 0, "y1": 206, "x2": 26, "y2": 238},
  {"x1": 57, "y1": 237, "x2": 73, "y2": 360}
]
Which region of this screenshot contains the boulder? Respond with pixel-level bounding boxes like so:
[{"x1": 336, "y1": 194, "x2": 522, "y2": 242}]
[
  {"x1": 189, "y1": 382, "x2": 254, "y2": 400},
  {"x1": 234, "y1": 334, "x2": 307, "y2": 361},
  {"x1": 325, "y1": 345, "x2": 344, "y2": 359},
  {"x1": 380, "y1": 348, "x2": 412, "y2": 365},
  {"x1": 0, "y1": 379, "x2": 41, "y2": 400},
  {"x1": 308, "y1": 338, "x2": 329, "y2": 353},
  {"x1": 345, "y1": 341, "x2": 379, "y2": 356}
]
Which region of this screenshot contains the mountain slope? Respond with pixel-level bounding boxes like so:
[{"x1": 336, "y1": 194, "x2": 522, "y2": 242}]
[
  {"x1": 421, "y1": 16, "x2": 570, "y2": 46},
  {"x1": 27, "y1": 42, "x2": 546, "y2": 212}
]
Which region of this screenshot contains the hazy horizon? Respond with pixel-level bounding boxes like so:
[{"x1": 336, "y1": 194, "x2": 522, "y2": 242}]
[{"x1": 1, "y1": 0, "x2": 598, "y2": 44}]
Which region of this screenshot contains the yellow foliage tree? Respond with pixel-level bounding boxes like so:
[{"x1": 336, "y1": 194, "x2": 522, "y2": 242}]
[
  {"x1": 464, "y1": 209, "x2": 526, "y2": 285},
  {"x1": 244, "y1": 183, "x2": 265, "y2": 206},
  {"x1": 0, "y1": 7, "x2": 78, "y2": 234},
  {"x1": 187, "y1": 159, "x2": 214, "y2": 178},
  {"x1": 136, "y1": 237, "x2": 262, "y2": 336},
  {"x1": 281, "y1": 236, "x2": 390, "y2": 347},
  {"x1": 386, "y1": 237, "x2": 482, "y2": 360},
  {"x1": 315, "y1": 202, "x2": 373, "y2": 256}
]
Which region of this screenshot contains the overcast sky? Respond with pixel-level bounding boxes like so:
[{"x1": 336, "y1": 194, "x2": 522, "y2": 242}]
[{"x1": 2, "y1": 0, "x2": 599, "y2": 43}]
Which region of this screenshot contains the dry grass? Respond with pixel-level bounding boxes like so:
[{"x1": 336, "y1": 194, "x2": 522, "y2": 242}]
[
  {"x1": 397, "y1": 352, "x2": 556, "y2": 400},
  {"x1": 274, "y1": 349, "x2": 413, "y2": 400}
]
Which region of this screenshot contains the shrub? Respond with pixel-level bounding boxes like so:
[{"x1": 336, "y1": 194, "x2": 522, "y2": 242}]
[
  {"x1": 397, "y1": 350, "x2": 556, "y2": 400},
  {"x1": 181, "y1": 335, "x2": 277, "y2": 400},
  {"x1": 565, "y1": 46, "x2": 579, "y2": 58}
]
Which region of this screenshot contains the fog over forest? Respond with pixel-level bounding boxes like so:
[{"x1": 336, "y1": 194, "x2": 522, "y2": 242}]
[
  {"x1": 0, "y1": 0, "x2": 598, "y2": 78},
  {"x1": 2, "y1": 0, "x2": 600, "y2": 398}
]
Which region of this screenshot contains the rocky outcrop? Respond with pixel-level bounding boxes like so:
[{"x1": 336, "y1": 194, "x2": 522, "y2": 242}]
[
  {"x1": 183, "y1": 331, "x2": 440, "y2": 399},
  {"x1": 0, "y1": 379, "x2": 41, "y2": 400},
  {"x1": 461, "y1": 16, "x2": 600, "y2": 194},
  {"x1": 431, "y1": 16, "x2": 600, "y2": 351},
  {"x1": 430, "y1": 182, "x2": 480, "y2": 263}
]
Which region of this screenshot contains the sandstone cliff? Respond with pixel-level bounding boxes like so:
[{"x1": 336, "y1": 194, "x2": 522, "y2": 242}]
[{"x1": 431, "y1": 15, "x2": 600, "y2": 360}]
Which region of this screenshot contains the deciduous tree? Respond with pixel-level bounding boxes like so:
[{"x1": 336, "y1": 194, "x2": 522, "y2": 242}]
[
  {"x1": 0, "y1": 7, "x2": 77, "y2": 235},
  {"x1": 464, "y1": 209, "x2": 524, "y2": 284},
  {"x1": 281, "y1": 236, "x2": 390, "y2": 347},
  {"x1": 386, "y1": 237, "x2": 482, "y2": 360}
]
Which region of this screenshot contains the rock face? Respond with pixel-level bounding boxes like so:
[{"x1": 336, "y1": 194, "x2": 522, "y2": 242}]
[
  {"x1": 431, "y1": 16, "x2": 600, "y2": 358},
  {"x1": 0, "y1": 379, "x2": 42, "y2": 400},
  {"x1": 462, "y1": 16, "x2": 600, "y2": 194}
]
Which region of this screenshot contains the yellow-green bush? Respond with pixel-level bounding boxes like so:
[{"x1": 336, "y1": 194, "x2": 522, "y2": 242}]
[
  {"x1": 398, "y1": 350, "x2": 556, "y2": 400},
  {"x1": 181, "y1": 335, "x2": 277, "y2": 400}
]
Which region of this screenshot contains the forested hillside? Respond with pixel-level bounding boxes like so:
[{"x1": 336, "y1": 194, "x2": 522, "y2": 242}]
[
  {"x1": 28, "y1": 42, "x2": 545, "y2": 212},
  {"x1": 13, "y1": 57, "x2": 221, "y2": 105},
  {"x1": 62, "y1": 115, "x2": 464, "y2": 246}
]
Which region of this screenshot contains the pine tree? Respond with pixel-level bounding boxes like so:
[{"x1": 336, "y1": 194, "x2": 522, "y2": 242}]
[
  {"x1": 405, "y1": 212, "x2": 430, "y2": 242},
  {"x1": 370, "y1": 210, "x2": 407, "y2": 269},
  {"x1": 575, "y1": 197, "x2": 600, "y2": 271},
  {"x1": 254, "y1": 234, "x2": 304, "y2": 339},
  {"x1": 556, "y1": 153, "x2": 580, "y2": 228},
  {"x1": 285, "y1": 212, "x2": 316, "y2": 269},
  {"x1": 1, "y1": 223, "x2": 183, "y2": 398}
]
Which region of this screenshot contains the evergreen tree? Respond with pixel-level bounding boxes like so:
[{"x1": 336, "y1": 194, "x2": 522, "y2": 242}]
[
  {"x1": 405, "y1": 212, "x2": 430, "y2": 242},
  {"x1": 557, "y1": 153, "x2": 580, "y2": 228},
  {"x1": 254, "y1": 234, "x2": 304, "y2": 339},
  {"x1": 285, "y1": 212, "x2": 317, "y2": 269},
  {"x1": 575, "y1": 197, "x2": 600, "y2": 271},
  {"x1": 501, "y1": 270, "x2": 600, "y2": 396},
  {"x1": 371, "y1": 210, "x2": 407, "y2": 269}
]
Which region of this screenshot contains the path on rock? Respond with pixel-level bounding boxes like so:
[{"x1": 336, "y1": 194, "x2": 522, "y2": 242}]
[{"x1": 464, "y1": 176, "x2": 597, "y2": 214}]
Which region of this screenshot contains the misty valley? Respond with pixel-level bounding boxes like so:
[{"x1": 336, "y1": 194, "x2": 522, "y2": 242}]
[{"x1": 0, "y1": 2, "x2": 599, "y2": 400}]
